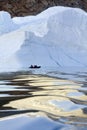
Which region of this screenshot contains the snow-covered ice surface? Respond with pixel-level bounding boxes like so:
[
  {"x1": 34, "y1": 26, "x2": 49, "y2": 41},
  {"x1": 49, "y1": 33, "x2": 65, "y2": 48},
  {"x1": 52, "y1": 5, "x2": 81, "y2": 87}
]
[
  {"x1": 0, "y1": 11, "x2": 19, "y2": 35},
  {"x1": 0, "y1": 6, "x2": 87, "y2": 72}
]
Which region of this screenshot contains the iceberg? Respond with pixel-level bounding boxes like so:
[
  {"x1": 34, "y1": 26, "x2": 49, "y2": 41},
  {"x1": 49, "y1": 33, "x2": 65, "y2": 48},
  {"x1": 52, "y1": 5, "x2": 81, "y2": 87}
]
[
  {"x1": 0, "y1": 6, "x2": 87, "y2": 71},
  {"x1": 0, "y1": 11, "x2": 19, "y2": 35}
]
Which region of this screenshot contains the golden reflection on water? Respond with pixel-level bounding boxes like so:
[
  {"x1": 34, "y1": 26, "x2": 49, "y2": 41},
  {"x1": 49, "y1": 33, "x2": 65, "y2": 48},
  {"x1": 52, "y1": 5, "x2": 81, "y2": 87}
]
[{"x1": 0, "y1": 72, "x2": 87, "y2": 125}]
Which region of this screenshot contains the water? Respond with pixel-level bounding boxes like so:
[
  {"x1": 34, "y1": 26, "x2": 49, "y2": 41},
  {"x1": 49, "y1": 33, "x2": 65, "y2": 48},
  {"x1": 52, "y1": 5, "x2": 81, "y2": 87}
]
[{"x1": 0, "y1": 67, "x2": 87, "y2": 129}]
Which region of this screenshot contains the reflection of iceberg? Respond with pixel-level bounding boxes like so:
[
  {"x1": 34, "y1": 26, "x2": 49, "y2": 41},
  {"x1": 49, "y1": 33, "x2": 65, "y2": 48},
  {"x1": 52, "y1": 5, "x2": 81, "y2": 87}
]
[
  {"x1": 49, "y1": 100, "x2": 85, "y2": 112},
  {"x1": 0, "y1": 116, "x2": 78, "y2": 130},
  {"x1": 0, "y1": 7, "x2": 87, "y2": 71}
]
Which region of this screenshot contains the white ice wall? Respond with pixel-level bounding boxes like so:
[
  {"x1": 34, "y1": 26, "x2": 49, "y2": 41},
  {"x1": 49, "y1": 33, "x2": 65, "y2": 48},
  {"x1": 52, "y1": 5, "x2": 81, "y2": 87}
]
[{"x1": 0, "y1": 7, "x2": 87, "y2": 71}]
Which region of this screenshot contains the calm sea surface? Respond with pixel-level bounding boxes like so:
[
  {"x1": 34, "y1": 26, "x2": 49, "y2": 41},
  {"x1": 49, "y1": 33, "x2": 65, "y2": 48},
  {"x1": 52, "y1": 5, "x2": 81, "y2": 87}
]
[{"x1": 0, "y1": 67, "x2": 87, "y2": 129}]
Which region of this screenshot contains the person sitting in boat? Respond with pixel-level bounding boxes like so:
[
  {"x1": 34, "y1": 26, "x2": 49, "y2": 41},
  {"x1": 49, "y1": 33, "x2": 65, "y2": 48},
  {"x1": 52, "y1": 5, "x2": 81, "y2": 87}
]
[{"x1": 29, "y1": 65, "x2": 41, "y2": 68}]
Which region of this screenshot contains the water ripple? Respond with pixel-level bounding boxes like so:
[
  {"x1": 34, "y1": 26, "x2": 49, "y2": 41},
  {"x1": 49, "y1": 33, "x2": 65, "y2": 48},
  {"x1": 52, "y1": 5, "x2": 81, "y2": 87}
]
[{"x1": 0, "y1": 70, "x2": 87, "y2": 127}]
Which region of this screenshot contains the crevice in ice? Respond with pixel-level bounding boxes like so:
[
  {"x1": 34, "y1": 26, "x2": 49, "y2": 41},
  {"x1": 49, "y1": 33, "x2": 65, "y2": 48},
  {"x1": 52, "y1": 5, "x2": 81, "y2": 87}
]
[
  {"x1": 59, "y1": 48, "x2": 87, "y2": 67},
  {"x1": 46, "y1": 47, "x2": 61, "y2": 67}
]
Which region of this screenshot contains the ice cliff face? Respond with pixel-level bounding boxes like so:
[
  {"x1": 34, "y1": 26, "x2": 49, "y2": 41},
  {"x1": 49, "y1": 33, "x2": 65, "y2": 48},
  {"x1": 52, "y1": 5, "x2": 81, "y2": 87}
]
[{"x1": 0, "y1": 6, "x2": 87, "y2": 71}]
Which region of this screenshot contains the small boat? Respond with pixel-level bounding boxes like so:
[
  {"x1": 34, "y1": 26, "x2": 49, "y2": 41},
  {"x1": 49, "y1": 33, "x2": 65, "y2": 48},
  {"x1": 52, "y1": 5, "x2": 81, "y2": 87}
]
[{"x1": 29, "y1": 65, "x2": 41, "y2": 69}]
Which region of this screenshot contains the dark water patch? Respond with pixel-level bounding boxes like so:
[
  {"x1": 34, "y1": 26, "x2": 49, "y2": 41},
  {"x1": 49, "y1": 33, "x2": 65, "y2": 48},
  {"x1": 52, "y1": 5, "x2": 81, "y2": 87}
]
[{"x1": 0, "y1": 109, "x2": 40, "y2": 118}]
